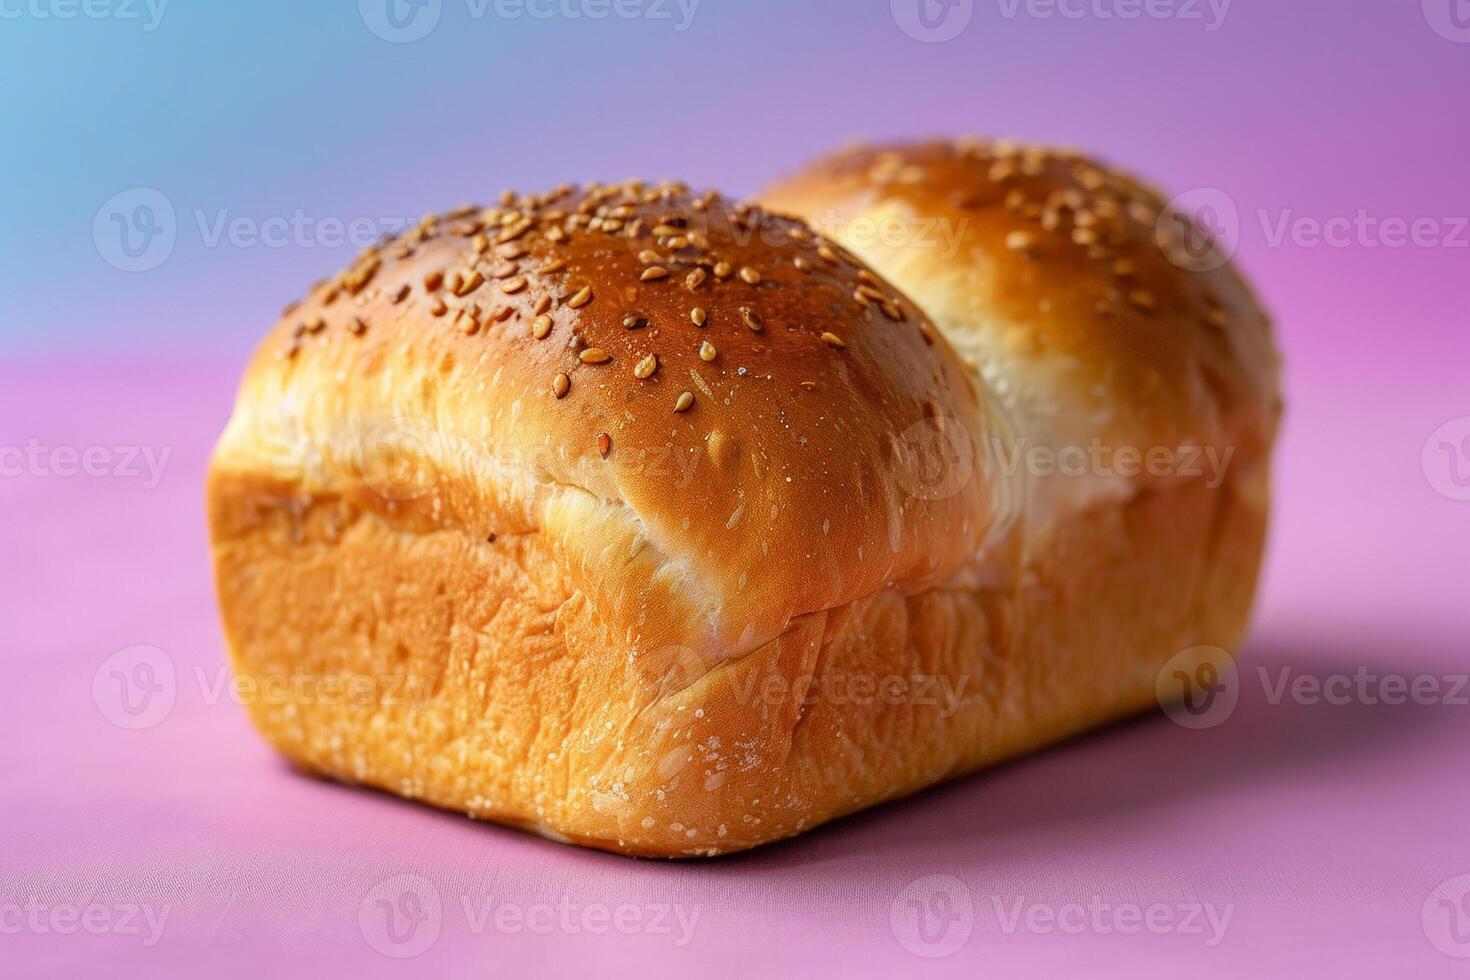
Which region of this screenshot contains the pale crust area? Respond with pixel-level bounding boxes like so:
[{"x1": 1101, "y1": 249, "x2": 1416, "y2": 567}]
[{"x1": 208, "y1": 459, "x2": 1264, "y2": 858}]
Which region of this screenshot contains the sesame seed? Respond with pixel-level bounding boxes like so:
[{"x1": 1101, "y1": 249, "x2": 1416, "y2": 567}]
[
  {"x1": 640, "y1": 266, "x2": 669, "y2": 282},
  {"x1": 638, "y1": 250, "x2": 663, "y2": 264},
  {"x1": 423, "y1": 270, "x2": 444, "y2": 292},
  {"x1": 739, "y1": 307, "x2": 763, "y2": 332},
  {"x1": 429, "y1": 298, "x2": 448, "y2": 317},
  {"x1": 531, "y1": 314, "x2": 553, "y2": 339},
  {"x1": 1128, "y1": 289, "x2": 1157, "y2": 312},
  {"x1": 347, "y1": 316, "x2": 367, "y2": 335},
  {"x1": 690, "y1": 307, "x2": 707, "y2": 327},
  {"x1": 1072, "y1": 227, "x2": 1099, "y2": 246},
  {"x1": 454, "y1": 270, "x2": 485, "y2": 297},
  {"x1": 699, "y1": 340, "x2": 716, "y2": 362},
  {"x1": 552, "y1": 372, "x2": 571, "y2": 398},
  {"x1": 793, "y1": 256, "x2": 812, "y2": 272},
  {"x1": 821, "y1": 332, "x2": 846, "y2": 349},
  {"x1": 1005, "y1": 230, "x2": 1038, "y2": 254},
  {"x1": 489, "y1": 260, "x2": 519, "y2": 278},
  {"x1": 738, "y1": 266, "x2": 761, "y2": 285},
  {"x1": 673, "y1": 391, "x2": 694, "y2": 413},
  {"x1": 567, "y1": 286, "x2": 593, "y2": 308},
  {"x1": 392, "y1": 284, "x2": 410, "y2": 304},
  {"x1": 538, "y1": 258, "x2": 567, "y2": 275},
  {"x1": 816, "y1": 245, "x2": 838, "y2": 264},
  {"x1": 624, "y1": 314, "x2": 647, "y2": 330},
  {"x1": 685, "y1": 268, "x2": 707, "y2": 290},
  {"x1": 501, "y1": 275, "x2": 528, "y2": 294},
  {"x1": 634, "y1": 353, "x2": 659, "y2": 379},
  {"x1": 713, "y1": 261, "x2": 733, "y2": 278},
  {"x1": 579, "y1": 347, "x2": 611, "y2": 364},
  {"x1": 596, "y1": 432, "x2": 612, "y2": 458},
  {"x1": 881, "y1": 302, "x2": 903, "y2": 321}
]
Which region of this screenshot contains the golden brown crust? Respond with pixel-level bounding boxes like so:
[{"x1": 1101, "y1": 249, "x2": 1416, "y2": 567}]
[
  {"x1": 209, "y1": 150, "x2": 1280, "y2": 857},
  {"x1": 219, "y1": 182, "x2": 989, "y2": 657},
  {"x1": 760, "y1": 139, "x2": 1283, "y2": 480},
  {"x1": 209, "y1": 458, "x2": 1263, "y2": 858}
]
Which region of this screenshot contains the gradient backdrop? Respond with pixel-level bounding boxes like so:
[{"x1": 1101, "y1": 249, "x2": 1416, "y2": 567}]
[{"x1": 3, "y1": 1, "x2": 1468, "y2": 977}]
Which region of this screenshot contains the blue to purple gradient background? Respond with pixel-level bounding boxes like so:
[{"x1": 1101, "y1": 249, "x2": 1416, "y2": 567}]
[
  {"x1": 3, "y1": 0, "x2": 1466, "y2": 374},
  {"x1": 5, "y1": 3, "x2": 1470, "y2": 977}
]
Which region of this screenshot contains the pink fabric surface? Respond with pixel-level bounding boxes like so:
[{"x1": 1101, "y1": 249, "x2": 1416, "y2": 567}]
[{"x1": 3, "y1": 353, "x2": 1467, "y2": 978}]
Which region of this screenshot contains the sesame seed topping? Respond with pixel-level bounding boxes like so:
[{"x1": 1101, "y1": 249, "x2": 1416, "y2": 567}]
[
  {"x1": 538, "y1": 258, "x2": 567, "y2": 274},
  {"x1": 690, "y1": 307, "x2": 707, "y2": 327},
  {"x1": 531, "y1": 314, "x2": 553, "y2": 339},
  {"x1": 739, "y1": 307, "x2": 763, "y2": 332},
  {"x1": 737, "y1": 266, "x2": 761, "y2": 285},
  {"x1": 640, "y1": 266, "x2": 669, "y2": 282},
  {"x1": 567, "y1": 286, "x2": 593, "y2": 308},
  {"x1": 817, "y1": 245, "x2": 838, "y2": 264},
  {"x1": 453, "y1": 270, "x2": 485, "y2": 297},
  {"x1": 552, "y1": 372, "x2": 571, "y2": 398},
  {"x1": 347, "y1": 316, "x2": 367, "y2": 335},
  {"x1": 713, "y1": 261, "x2": 732, "y2": 278},
  {"x1": 699, "y1": 341, "x2": 717, "y2": 362},
  {"x1": 423, "y1": 270, "x2": 444, "y2": 292},
  {"x1": 821, "y1": 332, "x2": 846, "y2": 349},
  {"x1": 634, "y1": 353, "x2": 659, "y2": 379},
  {"x1": 624, "y1": 314, "x2": 647, "y2": 330},
  {"x1": 429, "y1": 298, "x2": 448, "y2": 317},
  {"x1": 685, "y1": 268, "x2": 707, "y2": 290},
  {"x1": 1128, "y1": 289, "x2": 1157, "y2": 312},
  {"x1": 579, "y1": 347, "x2": 611, "y2": 364},
  {"x1": 596, "y1": 432, "x2": 612, "y2": 458},
  {"x1": 392, "y1": 284, "x2": 410, "y2": 304},
  {"x1": 1005, "y1": 230, "x2": 1038, "y2": 254},
  {"x1": 500, "y1": 275, "x2": 528, "y2": 294},
  {"x1": 673, "y1": 391, "x2": 694, "y2": 413}
]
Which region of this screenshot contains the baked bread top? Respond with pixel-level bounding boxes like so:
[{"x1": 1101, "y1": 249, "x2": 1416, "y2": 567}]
[
  {"x1": 212, "y1": 181, "x2": 992, "y2": 658},
  {"x1": 761, "y1": 139, "x2": 1283, "y2": 518}
]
